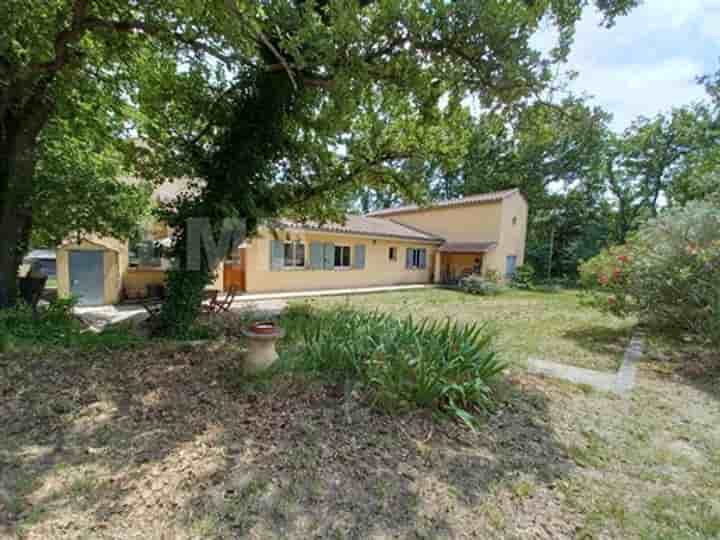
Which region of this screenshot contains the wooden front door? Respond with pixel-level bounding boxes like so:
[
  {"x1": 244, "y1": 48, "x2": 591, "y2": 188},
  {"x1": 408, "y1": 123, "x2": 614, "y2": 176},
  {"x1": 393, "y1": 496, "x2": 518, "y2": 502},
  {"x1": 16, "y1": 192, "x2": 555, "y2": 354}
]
[{"x1": 223, "y1": 248, "x2": 246, "y2": 291}]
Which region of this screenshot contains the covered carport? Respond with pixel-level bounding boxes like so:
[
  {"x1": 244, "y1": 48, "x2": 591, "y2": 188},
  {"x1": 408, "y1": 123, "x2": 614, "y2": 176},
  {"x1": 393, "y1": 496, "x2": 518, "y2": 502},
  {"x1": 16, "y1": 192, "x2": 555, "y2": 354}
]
[{"x1": 433, "y1": 241, "x2": 497, "y2": 284}]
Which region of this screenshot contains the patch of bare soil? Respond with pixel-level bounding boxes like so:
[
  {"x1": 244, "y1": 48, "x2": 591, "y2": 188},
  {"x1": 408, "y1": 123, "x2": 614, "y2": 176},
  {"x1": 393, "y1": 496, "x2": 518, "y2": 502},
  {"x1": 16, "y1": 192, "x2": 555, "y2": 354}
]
[{"x1": 0, "y1": 341, "x2": 580, "y2": 540}]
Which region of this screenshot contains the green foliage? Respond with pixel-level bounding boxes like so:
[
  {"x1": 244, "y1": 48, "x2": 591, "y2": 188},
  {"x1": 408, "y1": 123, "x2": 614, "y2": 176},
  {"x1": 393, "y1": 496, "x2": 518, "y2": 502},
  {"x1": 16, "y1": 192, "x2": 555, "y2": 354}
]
[
  {"x1": 280, "y1": 305, "x2": 506, "y2": 429},
  {"x1": 157, "y1": 269, "x2": 212, "y2": 339},
  {"x1": 32, "y1": 125, "x2": 152, "y2": 246},
  {"x1": 0, "y1": 297, "x2": 140, "y2": 349},
  {"x1": 460, "y1": 275, "x2": 503, "y2": 296},
  {"x1": 580, "y1": 202, "x2": 720, "y2": 344},
  {"x1": 511, "y1": 264, "x2": 536, "y2": 290}
]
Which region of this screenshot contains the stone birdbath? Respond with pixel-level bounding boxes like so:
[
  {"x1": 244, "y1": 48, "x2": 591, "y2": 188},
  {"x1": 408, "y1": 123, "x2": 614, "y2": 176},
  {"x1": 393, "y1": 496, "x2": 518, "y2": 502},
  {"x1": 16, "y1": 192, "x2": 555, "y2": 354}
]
[{"x1": 241, "y1": 321, "x2": 284, "y2": 374}]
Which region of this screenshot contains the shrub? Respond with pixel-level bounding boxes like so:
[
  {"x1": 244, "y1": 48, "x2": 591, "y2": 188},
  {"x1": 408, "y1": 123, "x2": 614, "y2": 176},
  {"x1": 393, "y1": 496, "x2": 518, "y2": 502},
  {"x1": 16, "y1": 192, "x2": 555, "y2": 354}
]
[
  {"x1": 460, "y1": 275, "x2": 502, "y2": 296},
  {"x1": 279, "y1": 305, "x2": 506, "y2": 429},
  {"x1": 510, "y1": 264, "x2": 535, "y2": 290},
  {"x1": 580, "y1": 201, "x2": 720, "y2": 344},
  {"x1": 157, "y1": 269, "x2": 212, "y2": 338},
  {"x1": 484, "y1": 269, "x2": 502, "y2": 283},
  {"x1": 0, "y1": 297, "x2": 140, "y2": 349},
  {"x1": 0, "y1": 298, "x2": 78, "y2": 345}
]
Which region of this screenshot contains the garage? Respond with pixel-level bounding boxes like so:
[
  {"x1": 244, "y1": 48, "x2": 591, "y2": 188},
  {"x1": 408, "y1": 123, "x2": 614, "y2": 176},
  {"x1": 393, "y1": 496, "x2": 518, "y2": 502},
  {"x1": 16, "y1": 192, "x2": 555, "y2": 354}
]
[{"x1": 56, "y1": 237, "x2": 128, "y2": 306}]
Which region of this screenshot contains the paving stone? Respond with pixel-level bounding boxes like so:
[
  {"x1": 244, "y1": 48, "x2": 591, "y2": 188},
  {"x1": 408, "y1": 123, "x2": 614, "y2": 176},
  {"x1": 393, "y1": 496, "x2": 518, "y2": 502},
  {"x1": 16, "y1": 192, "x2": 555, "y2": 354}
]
[{"x1": 528, "y1": 334, "x2": 643, "y2": 396}]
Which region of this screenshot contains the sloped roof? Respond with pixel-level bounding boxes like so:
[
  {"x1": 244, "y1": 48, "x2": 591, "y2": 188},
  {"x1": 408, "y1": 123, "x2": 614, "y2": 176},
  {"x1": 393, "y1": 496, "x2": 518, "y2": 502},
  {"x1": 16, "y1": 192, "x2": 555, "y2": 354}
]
[
  {"x1": 273, "y1": 215, "x2": 443, "y2": 243},
  {"x1": 25, "y1": 249, "x2": 57, "y2": 260},
  {"x1": 366, "y1": 189, "x2": 520, "y2": 217},
  {"x1": 438, "y1": 241, "x2": 497, "y2": 253},
  {"x1": 120, "y1": 176, "x2": 201, "y2": 204}
]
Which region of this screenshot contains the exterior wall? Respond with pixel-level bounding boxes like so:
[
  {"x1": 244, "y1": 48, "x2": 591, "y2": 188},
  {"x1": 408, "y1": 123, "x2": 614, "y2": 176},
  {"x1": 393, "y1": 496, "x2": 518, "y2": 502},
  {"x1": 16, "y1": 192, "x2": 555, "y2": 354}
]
[
  {"x1": 244, "y1": 229, "x2": 438, "y2": 293},
  {"x1": 483, "y1": 192, "x2": 529, "y2": 276},
  {"x1": 57, "y1": 239, "x2": 124, "y2": 304},
  {"x1": 123, "y1": 268, "x2": 166, "y2": 298},
  {"x1": 121, "y1": 264, "x2": 223, "y2": 299},
  {"x1": 377, "y1": 201, "x2": 503, "y2": 243}
]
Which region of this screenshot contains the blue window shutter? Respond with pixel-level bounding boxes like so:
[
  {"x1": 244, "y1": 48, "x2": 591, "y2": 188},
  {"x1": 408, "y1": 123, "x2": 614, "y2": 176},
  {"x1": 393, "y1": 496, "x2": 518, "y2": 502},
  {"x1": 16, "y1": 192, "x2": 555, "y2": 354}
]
[
  {"x1": 353, "y1": 245, "x2": 366, "y2": 269},
  {"x1": 270, "y1": 240, "x2": 284, "y2": 270},
  {"x1": 323, "y1": 243, "x2": 335, "y2": 270},
  {"x1": 406, "y1": 248, "x2": 412, "y2": 269},
  {"x1": 310, "y1": 242, "x2": 324, "y2": 270}
]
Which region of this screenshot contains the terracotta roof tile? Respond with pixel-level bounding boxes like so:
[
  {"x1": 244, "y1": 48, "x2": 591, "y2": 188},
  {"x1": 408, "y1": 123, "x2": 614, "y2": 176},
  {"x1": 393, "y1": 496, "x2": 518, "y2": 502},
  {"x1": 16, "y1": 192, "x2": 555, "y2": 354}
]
[
  {"x1": 274, "y1": 215, "x2": 443, "y2": 243},
  {"x1": 366, "y1": 189, "x2": 519, "y2": 217}
]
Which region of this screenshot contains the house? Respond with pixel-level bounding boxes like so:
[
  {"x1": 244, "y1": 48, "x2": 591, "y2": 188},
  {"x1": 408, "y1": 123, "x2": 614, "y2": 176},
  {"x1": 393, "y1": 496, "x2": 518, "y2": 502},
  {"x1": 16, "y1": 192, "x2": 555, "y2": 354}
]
[{"x1": 56, "y1": 188, "x2": 527, "y2": 305}]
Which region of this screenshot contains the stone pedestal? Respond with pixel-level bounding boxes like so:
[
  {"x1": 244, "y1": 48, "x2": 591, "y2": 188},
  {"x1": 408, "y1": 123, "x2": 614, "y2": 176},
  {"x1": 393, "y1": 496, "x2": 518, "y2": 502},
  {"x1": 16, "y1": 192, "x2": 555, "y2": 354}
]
[{"x1": 241, "y1": 327, "x2": 284, "y2": 374}]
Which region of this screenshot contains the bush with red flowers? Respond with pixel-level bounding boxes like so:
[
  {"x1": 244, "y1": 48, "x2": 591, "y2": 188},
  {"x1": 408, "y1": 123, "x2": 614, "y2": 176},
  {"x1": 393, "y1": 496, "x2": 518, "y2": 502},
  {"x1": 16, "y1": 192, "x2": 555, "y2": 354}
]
[{"x1": 580, "y1": 202, "x2": 720, "y2": 344}]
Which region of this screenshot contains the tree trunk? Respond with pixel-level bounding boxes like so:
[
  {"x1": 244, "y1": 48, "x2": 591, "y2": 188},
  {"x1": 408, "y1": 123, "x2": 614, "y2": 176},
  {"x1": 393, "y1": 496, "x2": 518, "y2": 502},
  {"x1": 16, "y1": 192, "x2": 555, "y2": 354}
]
[{"x1": 0, "y1": 124, "x2": 40, "y2": 308}]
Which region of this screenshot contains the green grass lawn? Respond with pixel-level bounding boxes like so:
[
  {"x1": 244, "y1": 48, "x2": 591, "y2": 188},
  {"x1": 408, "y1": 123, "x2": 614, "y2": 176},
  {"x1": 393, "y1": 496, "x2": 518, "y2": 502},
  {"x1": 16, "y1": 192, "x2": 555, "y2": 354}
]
[{"x1": 295, "y1": 288, "x2": 637, "y2": 372}]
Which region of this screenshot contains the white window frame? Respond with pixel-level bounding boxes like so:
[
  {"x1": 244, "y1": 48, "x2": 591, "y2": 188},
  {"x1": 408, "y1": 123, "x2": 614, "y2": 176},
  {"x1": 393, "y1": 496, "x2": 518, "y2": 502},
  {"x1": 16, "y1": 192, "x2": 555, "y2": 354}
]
[
  {"x1": 334, "y1": 245, "x2": 351, "y2": 269},
  {"x1": 389, "y1": 246, "x2": 397, "y2": 261},
  {"x1": 283, "y1": 241, "x2": 305, "y2": 268}
]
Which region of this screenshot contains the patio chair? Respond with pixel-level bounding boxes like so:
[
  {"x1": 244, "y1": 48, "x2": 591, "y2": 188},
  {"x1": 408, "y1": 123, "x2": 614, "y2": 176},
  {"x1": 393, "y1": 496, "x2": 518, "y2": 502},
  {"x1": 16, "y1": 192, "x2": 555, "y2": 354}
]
[
  {"x1": 205, "y1": 286, "x2": 239, "y2": 314},
  {"x1": 141, "y1": 285, "x2": 166, "y2": 320},
  {"x1": 142, "y1": 301, "x2": 163, "y2": 320}
]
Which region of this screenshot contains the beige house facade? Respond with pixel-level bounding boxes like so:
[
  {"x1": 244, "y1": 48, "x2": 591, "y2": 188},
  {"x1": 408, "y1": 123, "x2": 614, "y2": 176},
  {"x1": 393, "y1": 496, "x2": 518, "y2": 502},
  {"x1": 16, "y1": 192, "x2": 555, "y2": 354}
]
[
  {"x1": 56, "y1": 188, "x2": 527, "y2": 305},
  {"x1": 236, "y1": 188, "x2": 527, "y2": 294}
]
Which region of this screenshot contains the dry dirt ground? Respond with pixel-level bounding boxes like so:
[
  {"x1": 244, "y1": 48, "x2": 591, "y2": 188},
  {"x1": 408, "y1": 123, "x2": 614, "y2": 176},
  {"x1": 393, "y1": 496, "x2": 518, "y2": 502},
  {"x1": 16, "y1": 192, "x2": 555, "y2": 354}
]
[{"x1": 1, "y1": 291, "x2": 719, "y2": 539}]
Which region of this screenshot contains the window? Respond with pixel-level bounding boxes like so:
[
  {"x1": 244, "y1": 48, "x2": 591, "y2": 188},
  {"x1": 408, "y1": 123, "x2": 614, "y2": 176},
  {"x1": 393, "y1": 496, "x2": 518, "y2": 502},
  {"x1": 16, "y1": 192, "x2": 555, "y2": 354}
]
[
  {"x1": 407, "y1": 248, "x2": 427, "y2": 269},
  {"x1": 512, "y1": 216, "x2": 518, "y2": 226},
  {"x1": 389, "y1": 247, "x2": 397, "y2": 261},
  {"x1": 334, "y1": 245, "x2": 351, "y2": 268},
  {"x1": 284, "y1": 241, "x2": 305, "y2": 267}
]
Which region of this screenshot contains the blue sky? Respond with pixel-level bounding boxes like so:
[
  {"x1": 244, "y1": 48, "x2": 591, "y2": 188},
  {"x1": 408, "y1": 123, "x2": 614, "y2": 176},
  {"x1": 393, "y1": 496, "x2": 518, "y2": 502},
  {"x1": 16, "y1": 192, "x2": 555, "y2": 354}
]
[{"x1": 533, "y1": 0, "x2": 719, "y2": 132}]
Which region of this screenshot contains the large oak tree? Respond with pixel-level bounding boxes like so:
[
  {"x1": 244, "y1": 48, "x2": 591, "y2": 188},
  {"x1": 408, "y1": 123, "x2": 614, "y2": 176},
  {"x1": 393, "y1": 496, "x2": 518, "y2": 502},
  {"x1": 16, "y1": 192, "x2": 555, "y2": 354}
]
[{"x1": 0, "y1": 0, "x2": 639, "y2": 306}]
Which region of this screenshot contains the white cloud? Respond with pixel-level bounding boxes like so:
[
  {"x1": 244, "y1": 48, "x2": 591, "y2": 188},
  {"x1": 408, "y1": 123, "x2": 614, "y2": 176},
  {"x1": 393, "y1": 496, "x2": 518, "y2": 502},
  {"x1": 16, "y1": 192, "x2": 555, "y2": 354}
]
[
  {"x1": 573, "y1": 57, "x2": 706, "y2": 129},
  {"x1": 532, "y1": 0, "x2": 717, "y2": 131}
]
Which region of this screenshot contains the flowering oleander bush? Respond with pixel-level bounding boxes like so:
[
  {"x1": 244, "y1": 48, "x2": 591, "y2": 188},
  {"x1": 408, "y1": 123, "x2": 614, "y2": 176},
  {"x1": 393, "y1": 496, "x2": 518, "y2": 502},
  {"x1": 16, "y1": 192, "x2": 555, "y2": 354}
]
[{"x1": 580, "y1": 202, "x2": 720, "y2": 344}]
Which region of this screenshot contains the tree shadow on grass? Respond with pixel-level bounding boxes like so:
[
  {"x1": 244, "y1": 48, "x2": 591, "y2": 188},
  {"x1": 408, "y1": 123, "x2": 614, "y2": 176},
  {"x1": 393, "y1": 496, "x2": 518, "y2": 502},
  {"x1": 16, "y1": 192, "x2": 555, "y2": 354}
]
[
  {"x1": 639, "y1": 331, "x2": 720, "y2": 403},
  {"x1": 0, "y1": 340, "x2": 574, "y2": 539},
  {"x1": 562, "y1": 325, "x2": 636, "y2": 368}
]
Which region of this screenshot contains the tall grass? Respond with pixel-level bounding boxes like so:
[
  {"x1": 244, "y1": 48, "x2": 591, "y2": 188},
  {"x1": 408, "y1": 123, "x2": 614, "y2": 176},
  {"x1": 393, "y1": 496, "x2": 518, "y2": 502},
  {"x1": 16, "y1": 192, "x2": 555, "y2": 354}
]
[{"x1": 280, "y1": 304, "x2": 506, "y2": 429}]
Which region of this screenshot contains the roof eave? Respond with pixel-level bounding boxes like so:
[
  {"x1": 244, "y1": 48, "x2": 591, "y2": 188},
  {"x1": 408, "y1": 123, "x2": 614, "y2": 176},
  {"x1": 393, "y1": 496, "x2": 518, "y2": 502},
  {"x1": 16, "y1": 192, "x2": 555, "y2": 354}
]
[
  {"x1": 262, "y1": 223, "x2": 444, "y2": 244},
  {"x1": 366, "y1": 189, "x2": 519, "y2": 218}
]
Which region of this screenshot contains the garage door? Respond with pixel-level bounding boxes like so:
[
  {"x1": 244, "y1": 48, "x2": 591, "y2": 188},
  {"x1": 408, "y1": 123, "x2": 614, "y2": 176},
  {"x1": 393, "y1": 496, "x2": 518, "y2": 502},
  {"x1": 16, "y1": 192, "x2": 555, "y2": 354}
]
[{"x1": 69, "y1": 251, "x2": 105, "y2": 305}]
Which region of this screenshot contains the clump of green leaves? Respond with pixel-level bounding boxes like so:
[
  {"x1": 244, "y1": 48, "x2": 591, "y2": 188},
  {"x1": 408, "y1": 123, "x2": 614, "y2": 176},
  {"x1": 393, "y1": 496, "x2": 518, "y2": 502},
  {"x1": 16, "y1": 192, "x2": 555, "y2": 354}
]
[
  {"x1": 460, "y1": 275, "x2": 503, "y2": 296},
  {"x1": 157, "y1": 269, "x2": 213, "y2": 339},
  {"x1": 279, "y1": 305, "x2": 506, "y2": 429},
  {"x1": 0, "y1": 297, "x2": 139, "y2": 349},
  {"x1": 510, "y1": 264, "x2": 536, "y2": 290},
  {"x1": 580, "y1": 201, "x2": 720, "y2": 344}
]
